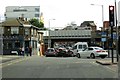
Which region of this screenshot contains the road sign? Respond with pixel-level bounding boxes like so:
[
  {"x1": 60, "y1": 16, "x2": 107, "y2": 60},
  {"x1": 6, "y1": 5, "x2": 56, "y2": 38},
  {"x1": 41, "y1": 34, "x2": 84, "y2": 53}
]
[
  {"x1": 101, "y1": 32, "x2": 106, "y2": 37},
  {"x1": 101, "y1": 38, "x2": 106, "y2": 42}
]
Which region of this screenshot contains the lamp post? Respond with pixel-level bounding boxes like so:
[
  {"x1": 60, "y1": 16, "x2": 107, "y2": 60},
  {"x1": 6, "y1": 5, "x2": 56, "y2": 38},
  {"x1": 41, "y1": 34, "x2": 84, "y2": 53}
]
[
  {"x1": 91, "y1": 4, "x2": 104, "y2": 48},
  {"x1": 48, "y1": 19, "x2": 55, "y2": 48},
  {"x1": 114, "y1": 0, "x2": 119, "y2": 62},
  {"x1": 91, "y1": 4, "x2": 104, "y2": 26}
]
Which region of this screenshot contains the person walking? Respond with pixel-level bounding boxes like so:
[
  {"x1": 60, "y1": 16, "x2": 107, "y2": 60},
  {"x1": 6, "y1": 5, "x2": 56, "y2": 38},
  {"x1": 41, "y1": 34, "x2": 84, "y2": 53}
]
[
  {"x1": 29, "y1": 46, "x2": 32, "y2": 56},
  {"x1": 22, "y1": 46, "x2": 25, "y2": 56},
  {"x1": 25, "y1": 47, "x2": 29, "y2": 56},
  {"x1": 19, "y1": 47, "x2": 22, "y2": 56}
]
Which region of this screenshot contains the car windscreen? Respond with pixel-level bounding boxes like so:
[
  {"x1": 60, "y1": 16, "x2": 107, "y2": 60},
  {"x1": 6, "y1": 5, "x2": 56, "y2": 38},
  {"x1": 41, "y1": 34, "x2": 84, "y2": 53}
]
[{"x1": 94, "y1": 47, "x2": 103, "y2": 50}]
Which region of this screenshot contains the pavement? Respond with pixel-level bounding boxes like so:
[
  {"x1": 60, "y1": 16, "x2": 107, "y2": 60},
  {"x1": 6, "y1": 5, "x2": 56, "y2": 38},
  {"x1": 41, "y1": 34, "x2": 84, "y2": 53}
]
[
  {"x1": 96, "y1": 58, "x2": 119, "y2": 65},
  {"x1": 0, "y1": 55, "x2": 24, "y2": 63}
]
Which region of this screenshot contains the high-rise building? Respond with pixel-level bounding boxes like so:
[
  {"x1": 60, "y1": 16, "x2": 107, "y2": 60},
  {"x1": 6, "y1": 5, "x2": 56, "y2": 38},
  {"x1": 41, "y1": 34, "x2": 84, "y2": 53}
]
[{"x1": 5, "y1": 6, "x2": 40, "y2": 20}]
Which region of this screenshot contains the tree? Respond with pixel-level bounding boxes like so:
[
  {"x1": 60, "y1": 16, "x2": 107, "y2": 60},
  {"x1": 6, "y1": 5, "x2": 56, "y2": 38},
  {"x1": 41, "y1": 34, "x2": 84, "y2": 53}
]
[{"x1": 29, "y1": 18, "x2": 44, "y2": 28}]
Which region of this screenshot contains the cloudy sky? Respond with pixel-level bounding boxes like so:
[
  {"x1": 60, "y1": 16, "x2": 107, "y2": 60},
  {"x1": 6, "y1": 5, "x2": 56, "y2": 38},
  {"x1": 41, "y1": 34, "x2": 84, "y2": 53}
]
[{"x1": 0, "y1": 0, "x2": 119, "y2": 29}]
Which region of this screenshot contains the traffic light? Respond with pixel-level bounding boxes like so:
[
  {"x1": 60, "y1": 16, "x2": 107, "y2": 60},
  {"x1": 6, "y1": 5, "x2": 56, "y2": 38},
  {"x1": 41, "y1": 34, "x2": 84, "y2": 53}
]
[{"x1": 109, "y1": 6, "x2": 114, "y2": 26}]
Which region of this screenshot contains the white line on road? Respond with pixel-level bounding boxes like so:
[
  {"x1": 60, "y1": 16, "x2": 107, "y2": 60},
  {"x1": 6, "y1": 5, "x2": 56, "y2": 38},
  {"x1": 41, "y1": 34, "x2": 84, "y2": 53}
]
[
  {"x1": 104, "y1": 66, "x2": 117, "y2": 73},
  {"x1": 0, "y1": 57, "x2": 31, "y2": 68}
]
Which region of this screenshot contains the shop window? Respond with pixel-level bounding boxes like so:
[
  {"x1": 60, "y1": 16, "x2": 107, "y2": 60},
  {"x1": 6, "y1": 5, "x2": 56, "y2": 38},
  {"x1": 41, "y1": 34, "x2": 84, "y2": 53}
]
[
  {"x1": 8, "y1": 43, "x2": 12, "y2": 49},
  {"x1": 11, "y1": 27, "x2": 19, "y2": 34},
  {"x1": 25, "y1": 28, "x2": 30, "y2": 35}
]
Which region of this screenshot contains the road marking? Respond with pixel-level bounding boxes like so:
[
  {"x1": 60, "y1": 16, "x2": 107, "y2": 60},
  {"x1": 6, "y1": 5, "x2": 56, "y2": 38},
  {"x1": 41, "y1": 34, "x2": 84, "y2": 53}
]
[
  {"x1": 0, "y1": 57, "x2": 31, "y2": 68},
  {"x1": 104, "y1": 66, "x2": 117, "y2": 73}
]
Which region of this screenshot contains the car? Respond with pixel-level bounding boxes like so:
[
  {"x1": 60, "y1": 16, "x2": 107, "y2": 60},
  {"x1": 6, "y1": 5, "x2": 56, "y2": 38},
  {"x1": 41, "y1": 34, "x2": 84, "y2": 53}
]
[
  {"x1": 76, "y1": 47, "x2": 108, "y2": 59},
  {"x1": 45, "y1": 48, "x2": 58, "y2": 57},
  {"x1": 71, "y1": 42, "x2": 88, "y2": 56},
  {"x1": 66, "y1": 47, "x2": 74, "y2": 57},
  {"x1": 57, "y1": 47, "x2": 67, "y2": 57}
]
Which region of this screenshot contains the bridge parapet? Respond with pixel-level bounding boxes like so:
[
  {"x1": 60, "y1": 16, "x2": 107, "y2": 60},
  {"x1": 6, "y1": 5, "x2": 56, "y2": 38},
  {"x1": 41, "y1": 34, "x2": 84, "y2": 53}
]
[{"x1": 50, "y1": 30, "x2": 91, "y2": 37}]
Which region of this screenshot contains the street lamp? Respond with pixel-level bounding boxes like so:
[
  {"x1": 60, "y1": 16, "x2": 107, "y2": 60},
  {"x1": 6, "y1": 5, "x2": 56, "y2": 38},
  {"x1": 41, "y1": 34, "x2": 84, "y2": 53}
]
[
  {"x1": 91, "y1": 4, "x2": 105, "y2": 49},
  {"x1": 114, "y1": 0, "x2": 119, "y2": 62},
  {"x1": 91, "y1": 4, "x2": 104, "y2": 27},
  {"x1": 48, "y1": 19, "x2": 55, "y2": 48}
]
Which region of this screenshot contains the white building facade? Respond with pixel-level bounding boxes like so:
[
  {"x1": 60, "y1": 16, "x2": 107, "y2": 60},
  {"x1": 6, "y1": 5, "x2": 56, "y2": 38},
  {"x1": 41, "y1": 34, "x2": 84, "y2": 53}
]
[
  {"x1": 118, "y1": 1, "x2": 120, "y2": 26},
  {"x1": 5, "y1": 6, "x2": 40, "y2": 20}
]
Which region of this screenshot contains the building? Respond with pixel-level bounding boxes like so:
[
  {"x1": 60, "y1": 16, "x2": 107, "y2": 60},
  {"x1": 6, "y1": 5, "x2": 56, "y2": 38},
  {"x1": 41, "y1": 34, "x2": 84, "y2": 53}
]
[
  {"x1": 1, "y1": 18, "x2": 43, "y2": 55},
  {"x1": 0, "y1": 24, "x2": 3, "y2": 55},
  {"x1": 5, "y1": 6, "x2": 40, "y2": 20},
  {"x1": 79, "y1": 21, "x2": 97, "y2": 31},
  {"x1": 103, "y1": 21, "x2": 109, "y2": 30},
  {"x1": 118, "y1": 1, "x2": 120, "y2": 27}
]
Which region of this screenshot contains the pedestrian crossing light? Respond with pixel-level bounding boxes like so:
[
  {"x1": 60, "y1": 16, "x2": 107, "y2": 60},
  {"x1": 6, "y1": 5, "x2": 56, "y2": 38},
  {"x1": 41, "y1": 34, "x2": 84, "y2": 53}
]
[{"x1": 109, "y1": 6, "x2": 114, "y2": 26}]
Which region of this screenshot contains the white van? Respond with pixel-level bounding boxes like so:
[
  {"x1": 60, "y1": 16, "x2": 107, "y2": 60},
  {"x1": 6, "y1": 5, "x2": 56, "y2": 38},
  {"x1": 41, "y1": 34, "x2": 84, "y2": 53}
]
[{"x1": 72, "y1": 42, "x2": 88, "y2": 56}]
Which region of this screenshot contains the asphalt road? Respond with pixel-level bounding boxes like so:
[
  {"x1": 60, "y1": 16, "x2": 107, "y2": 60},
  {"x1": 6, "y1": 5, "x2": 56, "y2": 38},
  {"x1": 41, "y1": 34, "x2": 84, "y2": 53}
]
[{"x1": 1, "y1": 55, "x2": 118, "y2": 79}]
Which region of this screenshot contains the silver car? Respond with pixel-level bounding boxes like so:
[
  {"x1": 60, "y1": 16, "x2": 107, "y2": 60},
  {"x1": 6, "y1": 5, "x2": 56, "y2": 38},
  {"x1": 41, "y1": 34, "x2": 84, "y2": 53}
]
[
  {"x1": 76, "y1": 47, "x2": 108, "y2": 59},
  {"x1": 45, "y1": 48, "x2": 58, "y2": 57}
]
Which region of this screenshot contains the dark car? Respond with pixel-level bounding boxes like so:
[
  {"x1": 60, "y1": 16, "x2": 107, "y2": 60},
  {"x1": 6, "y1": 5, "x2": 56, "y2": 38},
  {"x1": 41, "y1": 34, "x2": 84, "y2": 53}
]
[
  {"x1": 66, "y1": 47, "x2": 74, "y2": 57},
  {"x1": 57, "y1": 47, "x2": 74, "y2": 57},
  {"x1": 45, "y1": 48, "x2": 58, "y2": 57},
  {"x1": 57, "y1": 47, "x2": 67, "y2": 57}
]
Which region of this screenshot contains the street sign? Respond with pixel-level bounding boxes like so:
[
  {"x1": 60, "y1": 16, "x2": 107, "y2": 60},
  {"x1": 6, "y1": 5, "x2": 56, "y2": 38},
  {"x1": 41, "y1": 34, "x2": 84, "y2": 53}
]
[
  {"x1": 101, "y1": 38, "x2": 106, "y2": 42},
  {"x1": 101, "y1": 32, "x2": 106, "y2": 37}
]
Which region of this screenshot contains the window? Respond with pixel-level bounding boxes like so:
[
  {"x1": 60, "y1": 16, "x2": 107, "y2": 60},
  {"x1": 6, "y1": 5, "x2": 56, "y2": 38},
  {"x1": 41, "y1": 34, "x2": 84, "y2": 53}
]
[
  {"x1": 34, "y1": 29, "x2": 37, "y2": 35},
  {"x1": 35, "y1": 8, "x2": 39, "y2": 12},
  {"x1": 31, "y1": 28, "x2": 33, "y2": 36},
  {"x1": 8, "y1": 43, "x2": 12, "y2": 49},
  {"x1": 88, "y1": 48, "x2": 93, "y2": 50},
  {"x1": 73, "y1": 45, "x2": 77, "y2": 49},
  {"x1": 83, "y1": 45, "x2": 87, "y2": 49},
  {"x1": 35, "y1": 14, "x2": 39, "y2": 17},
  {"x1": 3, "y1": 43, "x2": 7, "y2": 49},
  {"x1": 11, "y1": 27, "x2": 19, "y2": 34},
  {"x1": 13, "y1": 9, "x2": 27, "y2": 12},
  {"x1": 0, "y1": 27, "x2": 4, "y2": 34},
  {"x1": 25, "y1": 28, "x2": 29, "y2": 35},
  {"x1": 78, "y1": 45, "x2": 82, "y2": 49}
]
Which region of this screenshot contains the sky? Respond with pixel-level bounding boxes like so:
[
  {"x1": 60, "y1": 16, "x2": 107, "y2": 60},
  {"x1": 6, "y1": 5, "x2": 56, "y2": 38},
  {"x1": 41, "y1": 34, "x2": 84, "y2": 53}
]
[{"x1": 0, "y1": 0, "x2": 119, "y2": 29}]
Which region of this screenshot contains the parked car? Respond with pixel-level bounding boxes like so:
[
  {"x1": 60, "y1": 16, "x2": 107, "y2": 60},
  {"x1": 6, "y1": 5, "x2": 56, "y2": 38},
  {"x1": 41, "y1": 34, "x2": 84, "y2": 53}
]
[
  {"x1": 45, "y1": 48, "x2": 58, "y2": 57},
  {"x1": 57, "y1": 47, "x2": 67, "y2": 57},
  {"x1": 66, "y1": 47, "x2": 74, "y2": 57},
  {"x1": 76, "y1": 47, "x2": 108, "y2": 59},
  {"x1": 71, "y1": 42, "x2": 88, "y2": 56}
]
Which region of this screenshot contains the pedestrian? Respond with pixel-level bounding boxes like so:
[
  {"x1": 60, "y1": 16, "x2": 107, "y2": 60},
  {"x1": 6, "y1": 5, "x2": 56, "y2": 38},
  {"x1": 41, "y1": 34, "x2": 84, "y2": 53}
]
[
  {"x1": 25, "y1": 47, "x2": 29, "y2": 56},
  {"x1": 19, "y1": 47, "x2": 22, "y2": 56},
  {"x1": 22, "y1": 46, "x2": 25, "y2": 56},
  {"x1": 29, "y1": 46, "x2": 32, "y2": 56}
]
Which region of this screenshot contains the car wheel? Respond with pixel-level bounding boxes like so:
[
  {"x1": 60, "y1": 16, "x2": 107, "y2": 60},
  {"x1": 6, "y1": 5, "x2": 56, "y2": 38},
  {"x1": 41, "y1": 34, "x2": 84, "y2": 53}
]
[
  {"x1": 76, "y1": 53, "x2": 81, "y2": 58},
  {"x1": 90, "y1": 53, "x2": 95, "y2": 59},
  {"x1": 70, "y1": 51, "x2": 74, "y2": 57},
  {"x1": 101, "y1": 56, "x2": 106, "y2": 59}
]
